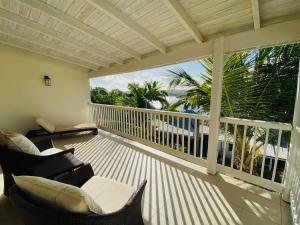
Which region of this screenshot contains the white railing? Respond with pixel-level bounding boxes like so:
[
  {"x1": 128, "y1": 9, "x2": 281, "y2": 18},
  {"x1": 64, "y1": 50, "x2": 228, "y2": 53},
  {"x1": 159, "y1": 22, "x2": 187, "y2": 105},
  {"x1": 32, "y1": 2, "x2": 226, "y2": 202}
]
[
  {"x1": 89, "y1": 103, "x2": 209, "y2": 166},
  {"x1": 218, "y1": 117, "x2": 292, "y2": 191},
  {"x1": 290, "y1": 126, "x2": 300, "y2": 225},
  {"x1": 89, "y1": 103, "x2": 293, "y2": 192}
]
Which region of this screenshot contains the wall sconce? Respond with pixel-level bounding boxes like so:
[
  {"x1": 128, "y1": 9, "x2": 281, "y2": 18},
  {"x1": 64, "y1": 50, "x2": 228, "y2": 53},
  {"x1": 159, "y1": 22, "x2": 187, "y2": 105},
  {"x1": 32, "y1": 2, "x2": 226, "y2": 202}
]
[{"x1": 44, "y1": 75, "x2": 51, "y2": 86}]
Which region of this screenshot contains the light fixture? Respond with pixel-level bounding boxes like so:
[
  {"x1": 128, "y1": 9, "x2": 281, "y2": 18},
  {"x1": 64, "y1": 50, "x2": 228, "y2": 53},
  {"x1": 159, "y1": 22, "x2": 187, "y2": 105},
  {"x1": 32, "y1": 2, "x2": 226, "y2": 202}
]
[{"x1": 44, "y1": 75, "x2": 51, "y2": 86}]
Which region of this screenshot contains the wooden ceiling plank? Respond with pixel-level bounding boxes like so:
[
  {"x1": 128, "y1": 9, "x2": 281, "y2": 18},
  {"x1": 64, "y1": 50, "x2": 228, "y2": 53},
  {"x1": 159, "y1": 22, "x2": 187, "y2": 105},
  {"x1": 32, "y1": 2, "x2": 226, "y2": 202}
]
[
  {"x1": 89, "y1": 0, "x2": 167, "y2": 53},
  {"x1": 251, "y1": 0, "x2": 261, "y2": 30},
  {"x1": 162, "y1": 0, "x2": 205, "y2": 43},
  {"x1": 0, "y1": 8, "x2": 123, "y2": 65},
  {"x1": 19, "y1": 0, "x2": 142, "y2": 60},
  {"x1": 0, "y1": 24, "x2": 103, "y2": 68},
  {"x1": 0, "y1": 36, "x2": 98, "y2": 70}
]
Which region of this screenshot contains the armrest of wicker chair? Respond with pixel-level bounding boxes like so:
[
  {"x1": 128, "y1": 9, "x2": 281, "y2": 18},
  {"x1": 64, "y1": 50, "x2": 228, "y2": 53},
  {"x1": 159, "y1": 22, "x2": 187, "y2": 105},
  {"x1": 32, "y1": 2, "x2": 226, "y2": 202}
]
[
  {"x1": 54, "y1": 163, "x2": 94, "y2": 188},
  {"x1": 9, "y1": 179, "x2": 147, "y2": 225}
]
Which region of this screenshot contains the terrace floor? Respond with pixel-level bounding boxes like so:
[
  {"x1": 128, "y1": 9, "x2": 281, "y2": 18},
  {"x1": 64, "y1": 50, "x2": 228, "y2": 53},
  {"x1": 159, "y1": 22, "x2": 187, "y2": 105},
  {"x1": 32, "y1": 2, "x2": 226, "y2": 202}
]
[{"x1": 0, "y1": 130, "x2": 293, "y2": 225}]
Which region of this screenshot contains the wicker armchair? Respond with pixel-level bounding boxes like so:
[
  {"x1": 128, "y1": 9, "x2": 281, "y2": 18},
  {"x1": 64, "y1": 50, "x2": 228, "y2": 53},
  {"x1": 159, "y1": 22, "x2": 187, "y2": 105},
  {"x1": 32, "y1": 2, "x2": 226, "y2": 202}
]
[
  {"x1": 0, "y1": 140, "x2": 81, "y2": 195},
  {"x1": 9, "y1": 164, "x2": 147, "y2": 225}
]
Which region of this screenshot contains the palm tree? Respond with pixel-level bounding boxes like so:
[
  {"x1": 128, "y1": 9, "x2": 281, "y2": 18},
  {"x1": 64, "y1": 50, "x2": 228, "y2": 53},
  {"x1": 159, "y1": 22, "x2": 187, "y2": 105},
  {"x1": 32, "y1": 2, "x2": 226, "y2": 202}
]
[
  {"x1": 127, "y1": 81, "x2": 168, "y2": 109},
  {"x1": 90, "y1": 87, "x2": 126, "y2": 105},
  {"x1": 168, "y1": 44, "x2": 300, "y2": 173}
]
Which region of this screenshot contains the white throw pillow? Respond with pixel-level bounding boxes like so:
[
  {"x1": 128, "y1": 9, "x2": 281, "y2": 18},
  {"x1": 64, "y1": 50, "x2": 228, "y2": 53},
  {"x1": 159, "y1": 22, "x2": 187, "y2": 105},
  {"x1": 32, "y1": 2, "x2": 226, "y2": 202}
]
[
  {"x1": 13, "y1": 175, "x2": 103, "y2": 214},
  {"x1": 0, "y1": 130, "x2": 40, "y2": 155},
  {"x1": 35, "y1": 117, "x2": 56, "y2": 133}
]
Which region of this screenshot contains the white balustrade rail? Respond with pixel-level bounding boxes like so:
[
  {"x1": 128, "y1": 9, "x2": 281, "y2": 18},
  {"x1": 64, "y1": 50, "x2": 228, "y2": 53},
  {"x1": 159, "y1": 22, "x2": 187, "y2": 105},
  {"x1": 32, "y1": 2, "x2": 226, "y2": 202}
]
[
  {"x1": 218, "y1": 117, "x2": 292, "y2": 192},
  {"x1": 290, "y1": 126, "x2": 300, "y2": 225},
  {"x1": 89, "y1": 103, "x2": 210, "y2": 167},
  {"x1": 89, "y1": 103, "x2": 293, "y2": 192}
]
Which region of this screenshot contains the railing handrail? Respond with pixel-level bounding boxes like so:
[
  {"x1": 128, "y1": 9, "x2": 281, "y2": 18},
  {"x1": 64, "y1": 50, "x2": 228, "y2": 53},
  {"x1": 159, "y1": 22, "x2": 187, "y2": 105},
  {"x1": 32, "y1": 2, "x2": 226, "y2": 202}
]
[
  {"x1": 220, "y1": 117, "x2": 292, "y2": 131},
  {"x1": 89, "y1": 103, "x2": 210, "y2": 120}
]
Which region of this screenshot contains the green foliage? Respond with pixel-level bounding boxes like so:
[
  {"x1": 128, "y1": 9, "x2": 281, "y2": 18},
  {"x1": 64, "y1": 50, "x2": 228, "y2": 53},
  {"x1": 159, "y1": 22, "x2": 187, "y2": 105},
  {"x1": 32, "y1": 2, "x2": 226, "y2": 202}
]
[
  {"x1": 90, "y1": 81, "x2": 168, "y2": 109},
  {"x1": 168, "y1": 44, "x2": 300, "y2": 173}
]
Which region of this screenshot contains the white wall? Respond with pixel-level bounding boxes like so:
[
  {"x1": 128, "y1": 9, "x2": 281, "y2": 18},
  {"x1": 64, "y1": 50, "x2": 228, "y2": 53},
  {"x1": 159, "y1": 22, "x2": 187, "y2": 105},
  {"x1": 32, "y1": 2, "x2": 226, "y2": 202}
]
[{"x1": 0, "y1": 45, "x2": 90, "y2": 134}]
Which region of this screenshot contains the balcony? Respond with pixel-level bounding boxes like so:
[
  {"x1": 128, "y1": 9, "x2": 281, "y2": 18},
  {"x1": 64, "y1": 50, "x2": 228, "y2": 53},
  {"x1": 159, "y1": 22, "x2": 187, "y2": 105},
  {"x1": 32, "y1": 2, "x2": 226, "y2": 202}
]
[
  {"x1": 0, "y1": 129, "x2": 292, "y2": 225},
  {"x1": 0, "y1": 0, "x2": 299, "y2": 224}
]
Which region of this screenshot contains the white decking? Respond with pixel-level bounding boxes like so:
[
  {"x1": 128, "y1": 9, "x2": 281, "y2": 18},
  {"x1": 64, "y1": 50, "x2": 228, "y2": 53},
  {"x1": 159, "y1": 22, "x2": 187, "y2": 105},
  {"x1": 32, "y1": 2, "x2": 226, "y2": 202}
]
[{"x1": 0, "y1": 130, "x2": 292, "y2": 225}]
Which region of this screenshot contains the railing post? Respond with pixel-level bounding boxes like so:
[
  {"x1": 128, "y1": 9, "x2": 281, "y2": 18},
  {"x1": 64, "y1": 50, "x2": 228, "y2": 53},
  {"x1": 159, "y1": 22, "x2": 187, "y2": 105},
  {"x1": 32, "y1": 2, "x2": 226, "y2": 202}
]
[
  {"x1": 207, "y1": 37, "x2": 224, "y2": 175},
  {"x1": 282, "y1": 61, "x2": 300, "y2": 202}
]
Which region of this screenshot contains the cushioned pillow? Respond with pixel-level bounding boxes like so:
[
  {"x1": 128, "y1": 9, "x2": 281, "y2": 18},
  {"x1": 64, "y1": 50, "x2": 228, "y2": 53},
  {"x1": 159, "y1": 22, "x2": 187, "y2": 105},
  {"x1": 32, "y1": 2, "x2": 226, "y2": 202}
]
[
  {"x1": 0, "y1": 130, "x2": 40, "y2": 155},
  {"x1": 35, "y1": 117, "x2": 56, "y2": 133},
  {"x1": 13, "y1": 175, "x2": 103, "y2": 215},
  {"x1": 81, "y1": 176, "x2": 135, "y2": 213}
]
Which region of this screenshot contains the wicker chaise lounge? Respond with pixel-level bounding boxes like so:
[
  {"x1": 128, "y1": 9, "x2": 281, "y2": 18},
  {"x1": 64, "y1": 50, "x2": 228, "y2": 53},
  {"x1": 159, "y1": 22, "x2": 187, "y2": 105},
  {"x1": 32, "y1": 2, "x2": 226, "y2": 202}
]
[
  {"x1": 9, "y1": 164, "x2": 147, "y2": 225},
  {"x1": 26, "y1": 117, "x2": 98, "y2": 138}
]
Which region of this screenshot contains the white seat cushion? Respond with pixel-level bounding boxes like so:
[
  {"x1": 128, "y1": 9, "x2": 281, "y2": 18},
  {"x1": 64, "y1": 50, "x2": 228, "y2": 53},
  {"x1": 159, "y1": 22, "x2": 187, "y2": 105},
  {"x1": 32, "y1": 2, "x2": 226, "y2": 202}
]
[
  {"x1": 35, "y1": 117, "x2": 56, "y2": 133},
  {"x1": 13, "y1": 175, "x2": 103, "y2": 214},
  {"x1": 54, "y1": 123, "x2": 97, "y2": 132},
  {"x1": 0, "y1": 130, "x2": 40, "y2": 155},
  {"x1": 40, "y1": 147, "x2": 63, "y2": 156},
  {"x1": 81, "y1": 176, "x2": 135, "y2": 214}
]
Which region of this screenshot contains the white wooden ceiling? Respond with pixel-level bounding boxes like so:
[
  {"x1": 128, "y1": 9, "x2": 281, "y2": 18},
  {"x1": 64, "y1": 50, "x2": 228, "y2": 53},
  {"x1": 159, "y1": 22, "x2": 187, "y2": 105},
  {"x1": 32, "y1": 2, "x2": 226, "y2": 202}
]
[{"x1": 0, "y1": 0, "x2": 299, "y2": 71}]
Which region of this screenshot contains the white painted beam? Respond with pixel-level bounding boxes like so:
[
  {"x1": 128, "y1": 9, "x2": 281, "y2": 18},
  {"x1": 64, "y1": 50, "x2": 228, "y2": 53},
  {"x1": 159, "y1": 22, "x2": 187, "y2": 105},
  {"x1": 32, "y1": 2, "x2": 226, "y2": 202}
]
[
  {"x1": 19, "y1": 0, "x2": 141, "y2": 60},
  {"x1": 251, "y1": 0, "x2": 261, "y2": 30},
  {"x1": 0, "y1": 8, "x2": 122, "y2": 65},
  {"x1": 0, "y1": 36, "x2": 97, "y2": 70},
  {"x1": 162, "y1": 0, "x2": 204, "y2": 43},
  {"x1": 207, "y1": 37, "x2": 224, "y2": 174},
  {"x1": 90, "y1": 18, "x2": 300, "y2": 77},
  {"x1": 0, "y1": 26, "x2": 102, "y2": 69},
  {"x1": 88, "y1": 0, "x2": 167, "y2": 53}
]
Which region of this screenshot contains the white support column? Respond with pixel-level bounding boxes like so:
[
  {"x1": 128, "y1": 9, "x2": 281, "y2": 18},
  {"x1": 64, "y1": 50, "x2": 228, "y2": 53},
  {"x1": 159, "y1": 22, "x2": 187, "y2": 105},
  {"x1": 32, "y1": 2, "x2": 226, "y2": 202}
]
[
  {"x1": 282, "y1": 61, "x2": 300, "y2": 201},
  {"x1": 207, "y1": 37, "x2": 225, "y2": 175}
]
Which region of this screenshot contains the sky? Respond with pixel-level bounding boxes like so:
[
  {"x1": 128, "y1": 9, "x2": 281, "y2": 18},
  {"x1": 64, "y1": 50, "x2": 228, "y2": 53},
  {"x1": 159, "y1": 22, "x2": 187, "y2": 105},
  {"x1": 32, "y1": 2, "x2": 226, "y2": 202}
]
[{"x1": 89, "y1": 60, "x2": 205, "y2": 91}]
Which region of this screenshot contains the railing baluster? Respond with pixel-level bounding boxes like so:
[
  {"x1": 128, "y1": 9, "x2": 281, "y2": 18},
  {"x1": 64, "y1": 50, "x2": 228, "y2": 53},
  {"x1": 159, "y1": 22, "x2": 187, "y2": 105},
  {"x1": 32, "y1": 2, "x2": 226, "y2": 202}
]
[
  {"x1": 193, "y1": 118, "x2": 198, "y2": 157},
  {"x1": 158, "y1": 113, "x2": 161, "y2": 145},
  {"x1": 171, "y1": 115, "x2": 174, "y2": 149},
  {"x1": 188, "y1": 117, "x2": 191, "y2": 155},
  {"x1": 162, "y1": 114, "x2": 165, "y2": 146},
  {"x1": 260, "y1": 128, "x2": 269, "y2": 178},
  {"x1": 167, "y1": 115, "x2": 170, "y2": 147},
  {"x1": 240, "y1": 125, "x2": 247, "y2": 171},
  {"x1": 182, "y1": 116, "x2": 185, "y2": 152},
  {"x1": 231, "y1": 124, "x2": 237, "y2": 168},
  {"x1": 222, "y1": 122, "x2": 228, "y2": 166},
  {"x1": 200, "y1": 119, "x2": 204, "y2": 159},
  {"x1": 272, "y1": 129, "x2": 282, "y2": 182},
  {"x1": 250, "y1": 126, "x2": 258, "y2": 175},
  {"x1": 176, "y1": 116, "x2": 179, "y2": 151}
]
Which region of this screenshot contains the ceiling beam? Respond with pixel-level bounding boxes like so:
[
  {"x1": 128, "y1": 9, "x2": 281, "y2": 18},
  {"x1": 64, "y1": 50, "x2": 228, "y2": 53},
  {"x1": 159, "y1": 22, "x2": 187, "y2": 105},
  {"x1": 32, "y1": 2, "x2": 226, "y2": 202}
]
[
  {"x1": 162, "y1": 0, "x2": 204, "y2": 43},
  {"x1": 89, "y1": 0, "x2": 167, "y2": 53},
  {"x1": 0, "y1": 8, "x2": 123, "y2": 65},
  {"x1": 19, "y1": 0, "x2": 142, "y2": 60},
  {"x1": 0, "y1": 36, "x2": 98, "y2": 70},
  {"x1": 0, "y1": 25, "x2": 102, "y2": 69},
  {"x1": 251, "y1": 0, "x2": 261, "y2": 30},
  {"x1": 89, "y1": 18, "x2": 300, "y2": 77}
]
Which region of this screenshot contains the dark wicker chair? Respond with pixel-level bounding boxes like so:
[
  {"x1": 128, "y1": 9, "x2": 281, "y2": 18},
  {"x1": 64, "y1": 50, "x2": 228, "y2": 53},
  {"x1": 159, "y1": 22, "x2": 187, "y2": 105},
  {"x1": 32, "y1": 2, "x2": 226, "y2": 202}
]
[
  {"x1": 9, "y1": 164, "x2": 147, "y2": 225},
  {"x1": 0, "y1": 140, "x2": 81, "y2": 195}
]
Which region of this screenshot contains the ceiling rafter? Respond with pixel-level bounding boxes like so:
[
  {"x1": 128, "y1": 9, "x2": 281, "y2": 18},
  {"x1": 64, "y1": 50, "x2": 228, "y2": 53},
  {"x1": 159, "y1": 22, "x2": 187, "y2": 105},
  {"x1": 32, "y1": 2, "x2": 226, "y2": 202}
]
[
  {"x1": 251, "y1": 0, "x2": 261, "y2": 30},
  {"x1": 0, "y1": 25, "x2": 102, "y2": 69},
  {"x1": 162, "y1": 0, "x2": 205, "y2": 43},
  {"x1": 0, "y1": 36, "x2": 98, "y2": 70},
  {"x1": 0, "y1": 9, "x2": 122, "y2": 65},
  {"x1": 19, "y1": 0, "x2": 142, "y2": 60},
  {"x1": 88, "y1": 0, "x2": 167, "y2": 54}
]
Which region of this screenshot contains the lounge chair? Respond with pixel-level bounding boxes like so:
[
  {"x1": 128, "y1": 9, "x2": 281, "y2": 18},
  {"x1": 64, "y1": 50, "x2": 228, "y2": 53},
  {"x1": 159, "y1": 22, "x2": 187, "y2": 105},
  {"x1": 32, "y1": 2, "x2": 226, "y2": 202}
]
[
  {"x1": 0, "y1": 130, "x2": 83, "y2": 195},
  {"x1": 9, "y1": 164, "x2": 147, "y2": 225},
  {"x1": 26, "y1": 117, "x2": 98, "y2": 138}
]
